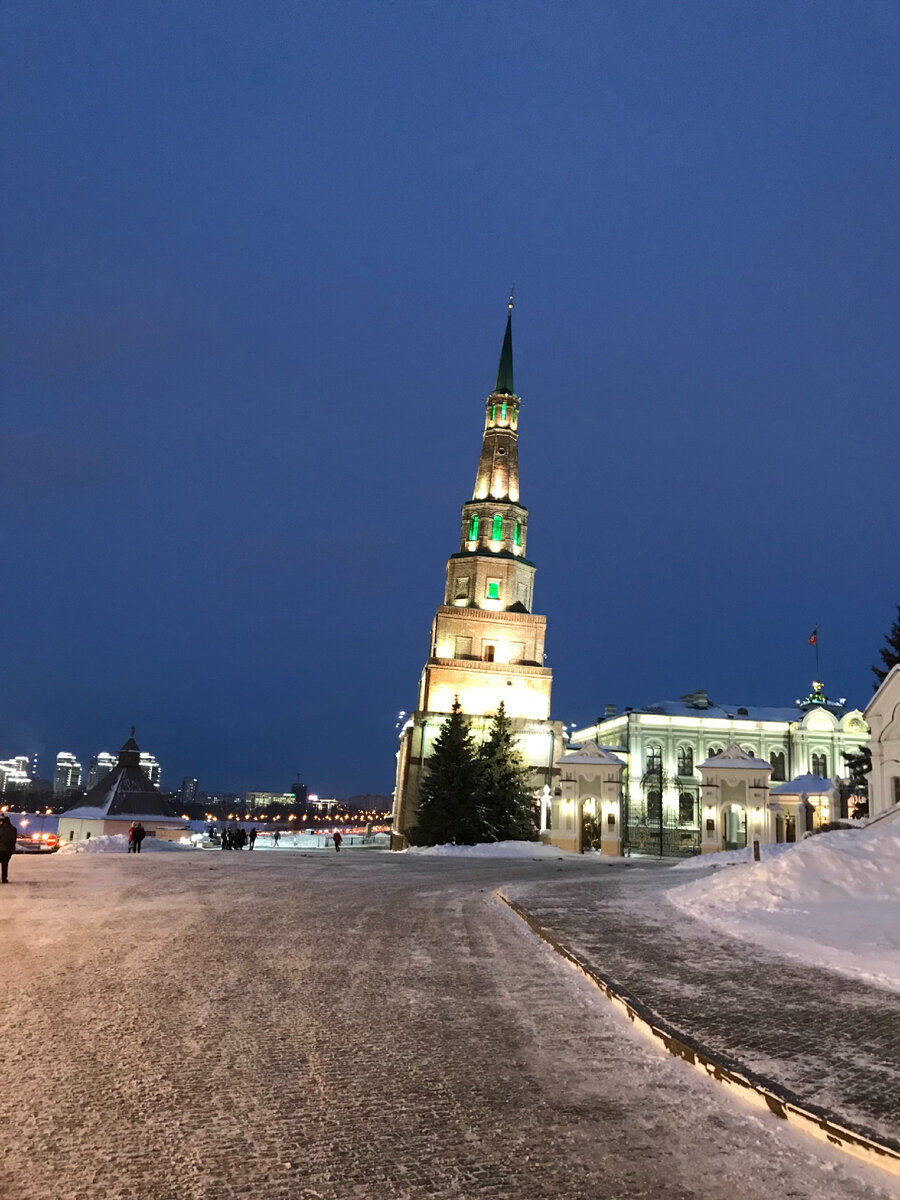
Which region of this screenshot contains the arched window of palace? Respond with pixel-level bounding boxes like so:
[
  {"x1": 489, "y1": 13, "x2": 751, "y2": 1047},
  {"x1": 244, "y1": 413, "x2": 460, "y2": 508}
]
[
  {"x1": 676, "y1": 746, "x2": 693, "y2": 776},
  {"x1": 491, "y1": 514, "x2": 503, "y2": 541},
  {"x1": 770, "y1": 751, "x2": 786, "y2": 781},
  {"x1": 645, "y1": 745, "x2": 662, "y2": 775},
  {"x1": 678, "y1": 792, "x2": 697, "y2": 824},
  {"x1": 707, "y1": 745, "x2": 724, "y2": 759},
  {"x1": 811, "y1": 753, "x2": 828, "y2": 778},
  {"x1": 646, "y1": 790, "x2": 662, "y2": 821}
]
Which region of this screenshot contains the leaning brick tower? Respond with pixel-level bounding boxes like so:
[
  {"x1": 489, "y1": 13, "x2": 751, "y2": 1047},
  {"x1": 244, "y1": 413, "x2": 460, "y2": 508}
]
[{"x1": 391, "y1": 297, "x2": 563, "y2": 846}]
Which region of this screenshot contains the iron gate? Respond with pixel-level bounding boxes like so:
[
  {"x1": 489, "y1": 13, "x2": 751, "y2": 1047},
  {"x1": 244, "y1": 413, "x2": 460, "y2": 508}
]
[{"x1": 623, "y1": 786, "x2": 700, "y2": 858}]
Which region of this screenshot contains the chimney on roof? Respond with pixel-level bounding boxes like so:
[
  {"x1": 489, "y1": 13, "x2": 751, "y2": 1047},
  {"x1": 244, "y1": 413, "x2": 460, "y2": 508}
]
[
  {"x1": 603, "y1": 704, "x2": 617, "y2": 720},
  {"x1": 693, "y1": 690, "x2": 709, "y2": 710}
]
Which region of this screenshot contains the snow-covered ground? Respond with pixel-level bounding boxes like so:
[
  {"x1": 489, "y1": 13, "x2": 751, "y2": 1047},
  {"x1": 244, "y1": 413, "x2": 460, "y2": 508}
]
[
  {"x1": 669, "y1": 823, "x2": 900, "y2": 992},
  {"x1": 405, "y1": 838, "x2": 580, "y2": 858},
  {"x1": 0, "y1": 851, "x2": 893, "y2": 1200}
]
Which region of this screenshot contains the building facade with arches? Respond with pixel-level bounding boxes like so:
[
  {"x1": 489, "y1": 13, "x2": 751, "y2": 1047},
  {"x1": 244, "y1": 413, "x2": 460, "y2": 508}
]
[
  {"x1": 864, "y1": 664, "x2": 900, "y2": 822},
  {"x1": 555, "y1": 686, "x2": 869, "y2": 856}
]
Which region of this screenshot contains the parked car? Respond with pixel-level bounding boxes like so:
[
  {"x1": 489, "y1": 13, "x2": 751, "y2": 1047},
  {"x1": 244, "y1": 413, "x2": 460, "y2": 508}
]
[{"x1": 15, "y1": 831, "x2": 60, "y2": 854}]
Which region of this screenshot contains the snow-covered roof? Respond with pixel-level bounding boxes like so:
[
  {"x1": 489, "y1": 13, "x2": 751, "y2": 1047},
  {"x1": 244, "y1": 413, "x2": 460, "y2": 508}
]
[
  {"x1": 556, "y1": 740, "x2": 625, "y2": 768},
  {"x1": 700, "y1": 742, "x2": 771, "y2": 770},
  {"x1": 770, "y1": 774, "x2": 839, "y2": 797},
  {"x1": 60, "y1": 764, "x2": 179, "y2": 821},
  {"x1": 605, "y1": 698, "x2": 851, "y2": 723}
]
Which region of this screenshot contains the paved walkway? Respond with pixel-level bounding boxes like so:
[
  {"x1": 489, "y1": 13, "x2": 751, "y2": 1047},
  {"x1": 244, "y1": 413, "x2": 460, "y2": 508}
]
[
  {"x1": 507, "y1": 864, "x2": 900, "y2": 1150},
  {"x1": 1, "y1": 852, "x2": 896, "y2": 1199}
]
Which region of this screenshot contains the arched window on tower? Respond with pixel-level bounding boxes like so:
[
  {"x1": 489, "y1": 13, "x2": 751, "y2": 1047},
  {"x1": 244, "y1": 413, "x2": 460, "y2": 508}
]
[
  {"x1": 514, "y1": 522, "x2": 522, "y2": 547},
  {"x1": 468, "y1": 515, "x2": 479, "y2": 541},
  {"x1": 491, "y1": 514, "x2": 503, "y2": 541},
  {"x1": 501, "y1": 401, "x2": 507, "y2": 422},
  {"x1": 511, "y1": 407, "x2": 518, "y2": 428}
]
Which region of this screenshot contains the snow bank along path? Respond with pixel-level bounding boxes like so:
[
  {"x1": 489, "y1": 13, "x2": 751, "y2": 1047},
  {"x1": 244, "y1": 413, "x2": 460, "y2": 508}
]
[{"x1": 669, "y1": 823, "x2": 900, "y2": 992}]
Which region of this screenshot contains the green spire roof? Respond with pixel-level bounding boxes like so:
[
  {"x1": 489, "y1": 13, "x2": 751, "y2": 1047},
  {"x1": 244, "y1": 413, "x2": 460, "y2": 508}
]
[{"x1": 494, "y1": 292, "x2": 515, "y2": 395}]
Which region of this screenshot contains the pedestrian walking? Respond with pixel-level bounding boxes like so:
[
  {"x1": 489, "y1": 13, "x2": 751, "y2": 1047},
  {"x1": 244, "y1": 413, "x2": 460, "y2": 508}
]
[
  {"x1": 127, "y1": 823, "x2": 136, "y2": 853},
  {"x1": 248, "y1": 828, "x2": 257, "y2": 850},
  {"x1": 132, "y1": 823, "x2": 146, "y2": 854},
  {"x1": 272, "y1": 829, "x2": 280, "y2": 847},
  {"x1": 235, "y1": 828, "x2": 247, "y2": 850},
  {"x1": 0, "y1": 815, "x2": 18, "y2": 883},
  {"x1": 332, "y1": 831, "x2": 343, "y2": 853},
  {"x1": 220, "y1": 828, "x2": 230, "y2": 850}
]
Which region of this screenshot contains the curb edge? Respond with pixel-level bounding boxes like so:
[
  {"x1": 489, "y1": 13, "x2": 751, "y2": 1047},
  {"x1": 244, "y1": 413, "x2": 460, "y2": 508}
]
[{"x1": 496, "y1": 889, "x2": 900, "y2": 1179}]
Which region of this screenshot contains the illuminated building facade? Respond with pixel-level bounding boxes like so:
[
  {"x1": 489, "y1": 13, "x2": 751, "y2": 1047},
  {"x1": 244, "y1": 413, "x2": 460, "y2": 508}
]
[
  {"x1": 562, "y1": 686, "x2": 869, "y2": 856},
  {"x1": 0, "y1": 756, "x2": 31, "y2": 795},
  {"x1": 392, "y1": 300, "x2": 564, "y2": 846},
  {"x1": 864, "y1": 663, "x2": 900, "y2": 821},
  {"x1": 53, "y1": 751, "x2": 83, "y2": 797}
]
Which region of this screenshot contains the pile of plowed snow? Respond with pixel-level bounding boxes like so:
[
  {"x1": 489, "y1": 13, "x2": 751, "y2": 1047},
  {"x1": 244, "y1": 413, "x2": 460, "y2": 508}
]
[
  {"x1": 406, "y1": 840, "x2": 575, "y2": 858},
  {"x1": 58, "y1": 835, "x2": 195, "y2": 854},
  {"x1": 669, "y1": 823, "x2": 900, "y2": 991}
]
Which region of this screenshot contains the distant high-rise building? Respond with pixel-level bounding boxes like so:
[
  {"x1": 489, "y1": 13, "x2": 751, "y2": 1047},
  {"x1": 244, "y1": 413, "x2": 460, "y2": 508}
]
[
  {"x1": 53, "y1": 752, "x2": 83, "y2": 797},
  {"x1": 0, "y1": 756, "x2": 32, "y2": 794},
  {"x1": 179, "y1": 777, "x2": 198, "y2": 806},
  {"x1": 86, "y1": 752, "x2": 116, "y2": 789},
  {"x1": 140, "y1": 752, "x2": 161, "y2": 787}
]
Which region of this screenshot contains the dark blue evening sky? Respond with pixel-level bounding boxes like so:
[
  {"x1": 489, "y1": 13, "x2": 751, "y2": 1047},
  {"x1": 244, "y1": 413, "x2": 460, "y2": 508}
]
[{"x1": 3, "y1": 1, "x2": 898, "y2": 795}]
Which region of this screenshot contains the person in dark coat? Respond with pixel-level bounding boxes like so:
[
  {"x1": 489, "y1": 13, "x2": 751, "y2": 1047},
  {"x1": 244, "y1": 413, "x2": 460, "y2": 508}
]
[
  {"x1": 220, "y1": 827, "x2": 230, "y2": 850},
  {"x1": 248, "y1": 828, "x2": 257, "y2": 849},
  {"x1": 0, "y1": 815, "x2": 17, "y2": 883},
  {"x1": 131, "y1": 823, "x2": 146, "y2": 854},
  {"x1": 332, "y1": 831, "x2": 343, "y2": 853},
  {"x1": 272, "y1": 829, "x2": 280, "y2": 847}
]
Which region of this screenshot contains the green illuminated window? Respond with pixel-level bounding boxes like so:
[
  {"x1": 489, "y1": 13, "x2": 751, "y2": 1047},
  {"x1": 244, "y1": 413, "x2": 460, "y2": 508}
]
[
  {"x1": 487, "y1": 581, "x2": 500, "y2": 600},
  {"x1": 491, "y1": 404, "x2": 496, "y2": 421},
  {"x1": 468, "y1": 515, "x2": 479, "y2": 541},
  {"x1": 514, "y1": 522, "x2": 521, "y2": 546},
  {"x1": 501, "y1": 402, "x2": 507, "y2": 421},
  {"x1": 491, "y1": 515, "x2": 502, "y2": 541},
  {"x1": 511, "y1": 408, "x2": 517, "y2": 428}
]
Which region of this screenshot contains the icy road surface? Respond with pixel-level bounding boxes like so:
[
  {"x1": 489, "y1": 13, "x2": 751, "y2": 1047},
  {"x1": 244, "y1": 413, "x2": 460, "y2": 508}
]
[{"x1": 1, "y1": 851, "x2": 896, "y2": 1200}]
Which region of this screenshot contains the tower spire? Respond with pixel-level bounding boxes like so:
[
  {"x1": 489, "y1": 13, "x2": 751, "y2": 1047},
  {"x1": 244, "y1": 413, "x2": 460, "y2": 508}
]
[{"x1": 494, "y1": 289, "x2": 515, "y2": 396}]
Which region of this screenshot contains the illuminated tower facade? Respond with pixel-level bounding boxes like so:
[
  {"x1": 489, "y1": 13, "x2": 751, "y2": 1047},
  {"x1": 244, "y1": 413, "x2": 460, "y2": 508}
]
[{"x1": 392, "y1": 299, "x2": 563, "y2": 846}]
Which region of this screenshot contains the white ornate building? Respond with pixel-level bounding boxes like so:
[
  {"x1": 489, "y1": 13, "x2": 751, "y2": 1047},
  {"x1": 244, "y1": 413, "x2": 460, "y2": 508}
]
[
  {"x1": 864, "y1": 664, "x2": 900, "y2": 822},
  {"x1": 556, "y1": 684, "x2": 869, "y2": 856}
]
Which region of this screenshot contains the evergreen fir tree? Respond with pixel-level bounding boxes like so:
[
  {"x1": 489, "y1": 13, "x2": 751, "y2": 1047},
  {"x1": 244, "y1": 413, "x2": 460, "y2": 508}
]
[
  {"x1": 873, "y1": 606, "x2": 900, "y2": 687},
  {"x1": 414, "y1": 699, "x2": 483, "y2": 846},
  {"x1": 477, "y1": 702, "x2": 539, "y2": 842}
]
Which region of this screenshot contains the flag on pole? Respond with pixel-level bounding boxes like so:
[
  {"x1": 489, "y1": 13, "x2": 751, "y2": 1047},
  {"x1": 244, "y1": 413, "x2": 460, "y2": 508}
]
[{"x1": 808, "y1": 628, "x2": 818, "y2": 645}]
